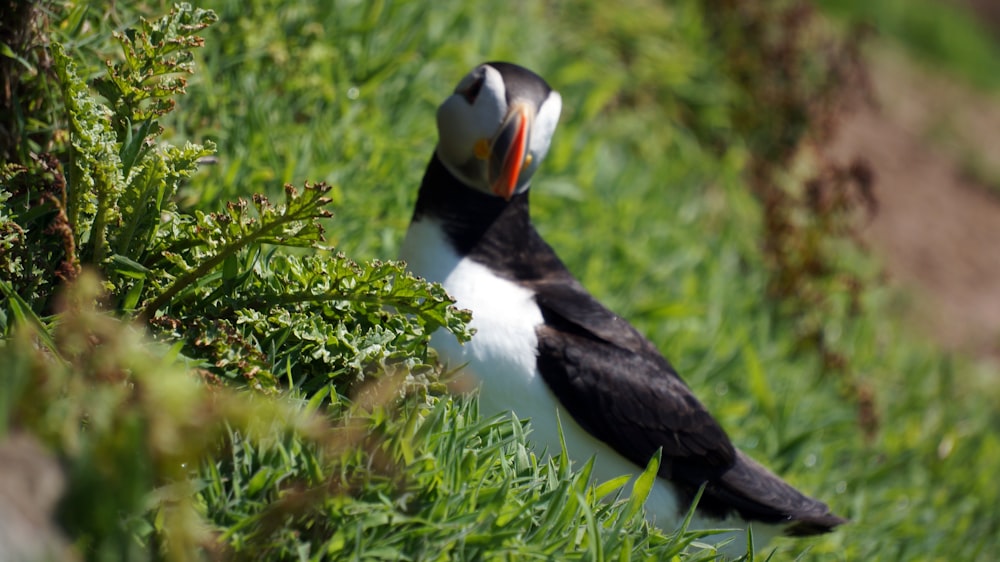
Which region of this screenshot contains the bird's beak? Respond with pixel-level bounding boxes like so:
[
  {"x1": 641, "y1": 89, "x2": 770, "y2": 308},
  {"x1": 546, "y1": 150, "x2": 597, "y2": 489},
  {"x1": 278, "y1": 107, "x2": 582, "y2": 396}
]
[{"x1": 489, "y1": 101, "x2": 532, "y2": 200}]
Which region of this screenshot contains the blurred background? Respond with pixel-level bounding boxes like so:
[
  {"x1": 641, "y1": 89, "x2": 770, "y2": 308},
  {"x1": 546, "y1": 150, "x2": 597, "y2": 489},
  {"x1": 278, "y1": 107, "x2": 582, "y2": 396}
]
[{"x1": 823, "y1": 0, "x2": 1000, "y2": 360}]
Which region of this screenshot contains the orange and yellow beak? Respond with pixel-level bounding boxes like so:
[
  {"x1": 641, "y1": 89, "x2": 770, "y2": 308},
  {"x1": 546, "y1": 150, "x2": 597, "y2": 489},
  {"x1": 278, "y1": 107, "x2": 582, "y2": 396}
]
[{"x1": 488, "y1": 101, "x2": 533, "y2": 200}]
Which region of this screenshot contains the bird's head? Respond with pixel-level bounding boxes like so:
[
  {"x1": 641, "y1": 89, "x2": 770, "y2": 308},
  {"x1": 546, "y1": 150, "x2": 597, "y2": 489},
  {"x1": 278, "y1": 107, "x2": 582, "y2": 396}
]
[{"x1": 435, "y1": 62, "x2": 562, "y2": 200}]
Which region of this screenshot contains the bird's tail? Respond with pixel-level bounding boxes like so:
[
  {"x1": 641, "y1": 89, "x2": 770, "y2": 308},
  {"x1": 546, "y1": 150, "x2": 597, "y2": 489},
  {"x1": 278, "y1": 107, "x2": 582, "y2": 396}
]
[{"x1": 708, "y1": 450, "x2": 848, "y2": 535}]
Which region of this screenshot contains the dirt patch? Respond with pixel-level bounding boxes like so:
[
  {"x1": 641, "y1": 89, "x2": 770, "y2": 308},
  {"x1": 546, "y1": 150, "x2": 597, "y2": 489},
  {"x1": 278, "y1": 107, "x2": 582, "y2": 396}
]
[{"x1": 828, "y1": 46, "x2": 1000, "y2": 358}]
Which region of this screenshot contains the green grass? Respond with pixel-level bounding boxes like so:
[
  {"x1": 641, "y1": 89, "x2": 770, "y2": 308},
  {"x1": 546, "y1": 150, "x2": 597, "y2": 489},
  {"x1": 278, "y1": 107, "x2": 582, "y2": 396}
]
[
  {"x1": 4, "y1": 0, "x2": 1000, "y2": 560},
  {"x1": 171, "y1": 0, "x2": 1000, "y2": 558},
  {"x1": 818, "y1": 0, "x2": 1000, "y2": 90}
]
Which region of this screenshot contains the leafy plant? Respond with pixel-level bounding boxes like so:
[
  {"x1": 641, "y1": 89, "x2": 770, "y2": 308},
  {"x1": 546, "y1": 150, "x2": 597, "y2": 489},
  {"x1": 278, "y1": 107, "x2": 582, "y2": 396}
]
[
  {"x1": 2, "y1": 2, "x2": 470, "y2": 395},
  {"x1": 0, "y1": 272, "x2": 331, "y2": 561},
  {"x1": 1, "y1": 3, "x2": 480, "y2": 560}
]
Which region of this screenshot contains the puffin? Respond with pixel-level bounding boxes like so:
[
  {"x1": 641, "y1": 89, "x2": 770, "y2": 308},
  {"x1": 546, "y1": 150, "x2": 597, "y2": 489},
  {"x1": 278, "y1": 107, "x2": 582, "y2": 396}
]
[{"x1": 400, "y1": 61, "x2": 846, "y2": 556}]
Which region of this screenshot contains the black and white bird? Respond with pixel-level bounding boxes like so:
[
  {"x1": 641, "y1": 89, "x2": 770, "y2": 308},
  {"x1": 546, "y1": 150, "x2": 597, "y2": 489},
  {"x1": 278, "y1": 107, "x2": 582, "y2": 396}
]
[{"x1": 400, "y1": 62, "x2": 846, "y2": 556}]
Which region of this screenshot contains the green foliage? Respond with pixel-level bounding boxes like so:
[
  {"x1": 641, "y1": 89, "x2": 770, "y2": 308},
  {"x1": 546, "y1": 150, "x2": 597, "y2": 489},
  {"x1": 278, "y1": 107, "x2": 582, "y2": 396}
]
[
  {"x1": 93, "y1": 4, "x2": 217, "y2": 131},
  {"x1": 3, "y1": 1, "x2": 1000, "y2": 561},
  {"x1": 0, "y1": 4, "x2": 219, "y2": 319},
  {"x1": 0, "y1": 160, "x2": 76, "y2": 316},
  {"x1": 0, "y1": 1, "x2": 63, "y2": 162},
  {"x1": 2, "y1": 2, "x2": 481, "y2": 560},
  {"x1": 0, "y1": 273, "x2": 330, "y2": 561},
  {"x1": 50, "y1": 5, "x2": 220, "y2": 277},
  {"x1": 203, "y1": 398, "x2": 718, "y2": 561},
  {"x1": 3, "y1": 2, "x2": 470, "y2": 397},
  {"x1": 0, "y1": 0, "x2": 79, "y2": 314},
  {"x1": 149, "y1": 245, "x2": 471, "y2": 393}
]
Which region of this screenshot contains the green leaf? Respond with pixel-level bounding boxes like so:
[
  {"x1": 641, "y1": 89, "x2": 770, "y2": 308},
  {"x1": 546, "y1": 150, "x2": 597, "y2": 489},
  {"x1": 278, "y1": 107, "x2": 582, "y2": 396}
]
[
  {"x1": 625, "y1": 448, "x2": 661, "y2": 521},
  {"x1": 0, "y1": 279, "x2": 60, "y2": 357},
  {"x1": 0, "y1": 41, "x2": 34, "y2": 71}
]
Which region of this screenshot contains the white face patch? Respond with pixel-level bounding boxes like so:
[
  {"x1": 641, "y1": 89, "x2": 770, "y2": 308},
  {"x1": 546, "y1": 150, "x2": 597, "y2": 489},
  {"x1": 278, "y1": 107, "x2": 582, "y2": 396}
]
[{"x1": 436, "y1": 65, "x2": 507, "y2": 190}]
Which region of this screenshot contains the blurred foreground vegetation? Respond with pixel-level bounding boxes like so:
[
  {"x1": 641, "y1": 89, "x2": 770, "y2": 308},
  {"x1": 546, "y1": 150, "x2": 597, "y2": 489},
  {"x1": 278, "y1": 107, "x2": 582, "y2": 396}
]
[{"x1": 2, "y1": 0, "x2": 999, "y2": 560}]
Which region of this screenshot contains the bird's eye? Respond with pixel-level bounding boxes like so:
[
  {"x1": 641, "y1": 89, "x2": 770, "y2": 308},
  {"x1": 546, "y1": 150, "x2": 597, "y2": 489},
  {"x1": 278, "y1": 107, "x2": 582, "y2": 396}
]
[{"x1": 460, "y1": 75, "x2": 485, "y2": 104}]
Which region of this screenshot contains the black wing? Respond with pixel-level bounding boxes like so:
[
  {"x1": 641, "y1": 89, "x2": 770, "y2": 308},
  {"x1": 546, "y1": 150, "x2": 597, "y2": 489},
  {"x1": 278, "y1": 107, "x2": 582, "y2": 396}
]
[
  {"x1": 531, "y1": 279, "x2": 736, "y2": 482},
  {"x1": 532, "y1": 280, "x2": 846, "y2": 530}
]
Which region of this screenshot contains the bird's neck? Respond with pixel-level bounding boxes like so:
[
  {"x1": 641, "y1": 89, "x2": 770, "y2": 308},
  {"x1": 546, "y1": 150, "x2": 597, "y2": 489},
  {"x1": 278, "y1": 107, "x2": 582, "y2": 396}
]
[
  {"x1": 411, "y1": 154, "x2": 567, "y2": 282},
  {"x1": 412, "y1": 155, "x2": 529, "y2": 253}
]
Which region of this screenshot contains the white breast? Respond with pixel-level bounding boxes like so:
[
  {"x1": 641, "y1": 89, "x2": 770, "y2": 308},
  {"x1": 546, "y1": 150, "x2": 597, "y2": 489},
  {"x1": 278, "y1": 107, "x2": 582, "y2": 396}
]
[
  {"x1": 400, "y1": 219, "x2": 544, "y2": 404},
  {"x1": 400, "y1": 218, "x2": 775, "y2": 557}
]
